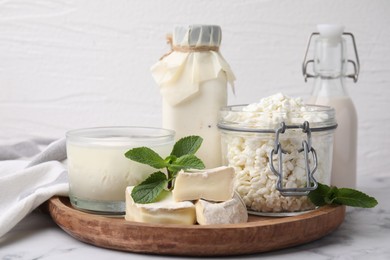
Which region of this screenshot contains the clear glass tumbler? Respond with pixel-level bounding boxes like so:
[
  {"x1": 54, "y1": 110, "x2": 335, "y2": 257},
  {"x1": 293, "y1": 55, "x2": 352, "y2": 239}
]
[{"x1": 66, "y1": 126, "x2": 175, "y2": 215}]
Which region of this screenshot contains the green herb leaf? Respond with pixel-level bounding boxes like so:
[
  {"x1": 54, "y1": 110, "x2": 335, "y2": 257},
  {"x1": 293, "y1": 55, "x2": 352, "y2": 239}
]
[
  {"x1": 307, "y1": 182, "x2": 330, "y2": 206},
  {"x1": 169, "y1": 154, "x2": 205, "y2": 173},
  {"x1": 164, "y1": 155, "x2": 177, "y2": 165},
  {"x1": 131, "y1": 171, "x2": 168, "y2": 204},
  {"x1": 334, "y1": 188, "x2": 378, "y2": 208},
  {"x1": 308, "y1": 183, "x2": 378, "y2": 208},
  {"x1": 125, "y1": 147, "x2": 168, "y2": 169},
  {"x1": 170, "y1": 136, "x2": 203, "y2": 157}
]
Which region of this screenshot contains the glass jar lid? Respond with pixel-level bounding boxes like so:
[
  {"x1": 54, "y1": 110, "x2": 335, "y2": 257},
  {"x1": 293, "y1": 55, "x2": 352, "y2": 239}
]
[{"x1": 218, "y1": 104, "x2": 337, "y2": 133}]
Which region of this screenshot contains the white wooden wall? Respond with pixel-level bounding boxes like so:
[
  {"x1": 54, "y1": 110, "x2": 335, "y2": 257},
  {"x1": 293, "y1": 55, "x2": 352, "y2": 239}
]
[{"x1": 1, "y1": 0, "x2": 389, "y2": 180}]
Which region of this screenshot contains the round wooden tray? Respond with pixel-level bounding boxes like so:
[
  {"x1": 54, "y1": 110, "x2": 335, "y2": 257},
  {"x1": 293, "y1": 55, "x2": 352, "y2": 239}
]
[{"x1": 46, "y1": 196, "x2": 345, "y2": 256}]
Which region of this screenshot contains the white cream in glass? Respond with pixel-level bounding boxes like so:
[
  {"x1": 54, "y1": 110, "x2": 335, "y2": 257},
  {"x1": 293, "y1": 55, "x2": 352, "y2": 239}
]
[{"x1": 66, "y1": 127, "x2": 174, "y2": 214}]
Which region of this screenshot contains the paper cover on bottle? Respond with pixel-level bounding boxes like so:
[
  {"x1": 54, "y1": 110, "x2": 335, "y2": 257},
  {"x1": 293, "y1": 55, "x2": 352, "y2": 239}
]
[{"x1": 151, "y1": 25, "x2": 235, "y2": 106}]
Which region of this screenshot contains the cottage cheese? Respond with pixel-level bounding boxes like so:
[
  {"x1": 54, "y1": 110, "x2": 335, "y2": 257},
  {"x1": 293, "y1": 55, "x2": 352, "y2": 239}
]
[{"x1": 220, "y1": 93, "x2": 333, "y2": 214}]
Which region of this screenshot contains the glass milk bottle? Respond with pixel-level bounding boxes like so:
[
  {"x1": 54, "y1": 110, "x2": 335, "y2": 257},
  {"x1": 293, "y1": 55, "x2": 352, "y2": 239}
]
[
  {"x1": 302, "y1": 24, "x2": 360, "y2": 188},
  {"x1": 151, "y1": 25, "x2": 235, "y2": 168}
]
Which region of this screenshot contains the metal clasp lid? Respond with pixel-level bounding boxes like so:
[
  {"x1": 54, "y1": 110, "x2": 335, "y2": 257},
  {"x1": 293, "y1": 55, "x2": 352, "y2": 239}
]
[
  {"x1": 269, "y1": 121, "x2": 318, "y2": 196},
  {"x1": 302, "y1": 32, "x2": 360, "y2": 83}
]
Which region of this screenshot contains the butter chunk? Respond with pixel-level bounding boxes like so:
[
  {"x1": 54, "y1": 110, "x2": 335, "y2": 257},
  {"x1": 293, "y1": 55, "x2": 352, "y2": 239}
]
[
  {"x1": 125, "y1": 187, "x2": 196, "y2": 225},
  {"x1": 172, "y1": 166, "x2": 235, "y2": 202},
  {"x1": 196, "y1": 193, "x2": 248, "y2": 225}
]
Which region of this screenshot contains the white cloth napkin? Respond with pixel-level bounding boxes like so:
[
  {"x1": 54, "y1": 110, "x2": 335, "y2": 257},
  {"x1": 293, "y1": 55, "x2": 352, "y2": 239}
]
[{"x1": 0, "y1": 138, "x2": 69, "y2": 238}]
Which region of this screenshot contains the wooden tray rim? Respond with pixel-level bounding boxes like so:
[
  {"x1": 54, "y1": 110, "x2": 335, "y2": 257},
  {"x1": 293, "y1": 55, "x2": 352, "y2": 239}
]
[{"x1": 46, "y1": 196, "x2": 346, "y2": 256}]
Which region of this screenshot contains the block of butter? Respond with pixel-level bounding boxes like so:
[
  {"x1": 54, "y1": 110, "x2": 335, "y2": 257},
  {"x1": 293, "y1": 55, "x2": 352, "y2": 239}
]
[
  {"x1": 172, "y1": 166, "x2": 235, "y2": 202},
  {"x1": 195, "y1": 193, "x2": 248, "y2": 225},
  {"x1": 125, "y1": 187, "x2": 196, "y2": 225}
]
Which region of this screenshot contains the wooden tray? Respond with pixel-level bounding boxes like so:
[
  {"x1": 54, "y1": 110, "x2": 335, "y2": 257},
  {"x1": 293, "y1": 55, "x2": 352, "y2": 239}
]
[{"x1": 45, "y1": 196, "x2": 345, "y2": 256}]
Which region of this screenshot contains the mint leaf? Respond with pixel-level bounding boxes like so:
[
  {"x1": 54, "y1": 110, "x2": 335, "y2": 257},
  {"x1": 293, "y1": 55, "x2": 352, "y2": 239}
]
[
  {"x1": 171, "y1": 136, "x2": 203, "y2": 157},
  {"x1": 307, "y1": 182, "x2": 330, "y2": 206},
  {"x1": 308, "y1": 183, "x2": 378, "y2": 208},
  {"x1": 131, "y1": 171, "x2": 168, "y2": 204},
  {"x1": 169, "y1": 154, "x2": 205, "y2": 173},
  {"x1": 125, "y1": 147, "x2": 168, "y2": 169},
  {"x1": 164, "y1": 155, "x2": 177, "y2": 165},
  {"x1": 334, "y1": 188, "x2": 378, "y2": 208}
]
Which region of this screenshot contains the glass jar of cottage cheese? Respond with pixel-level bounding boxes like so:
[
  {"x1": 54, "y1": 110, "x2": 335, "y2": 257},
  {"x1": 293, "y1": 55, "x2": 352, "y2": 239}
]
[
  {"x1": 66, "y1": 127, "x2": 175, "y2": 215},
  {"x1": 218, "y1": 93, "x2": 337, "y2": 216}
]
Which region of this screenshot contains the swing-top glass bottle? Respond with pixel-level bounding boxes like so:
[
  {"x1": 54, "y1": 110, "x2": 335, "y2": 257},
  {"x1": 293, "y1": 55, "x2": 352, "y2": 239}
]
[{"x1": 303, "y1": 24, "x2": 360, "y2": 188}]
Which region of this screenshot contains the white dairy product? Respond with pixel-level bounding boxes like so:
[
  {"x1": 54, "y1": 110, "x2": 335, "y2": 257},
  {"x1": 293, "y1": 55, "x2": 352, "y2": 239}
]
[
  {"x1": 219, "y1": 93, "x2": 336, "y2": 214},
  {"x1": 67, "y1": 141, "x2": 172, "y2": 202},
  {"x1": 152, "y1": 25, "x2": 235, "y2": 169},
  {"x1": 172, "y1": 166, "x2": 235, "y2": 202},
  {"x1": 125, "y1": 187, "x2": 196, "y2": 225},
  {"x1": 308, "y1": 96, "x2": 357, "y2": 188},
  {"x1": 195, "y1": 193, "x2": 248, "y2": 225},
  {"x1": 162, "y1": 72, "x2": 228, "y2": 169},
  {"x1": 223, "y1": 93, "x2": 330, "y2": 128}
]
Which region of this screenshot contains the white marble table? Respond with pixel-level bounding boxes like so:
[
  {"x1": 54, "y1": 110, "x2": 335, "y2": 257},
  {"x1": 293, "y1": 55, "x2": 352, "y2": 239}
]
[{"x1": 1, "y1": 174, "x2": 389, "y2": 260}]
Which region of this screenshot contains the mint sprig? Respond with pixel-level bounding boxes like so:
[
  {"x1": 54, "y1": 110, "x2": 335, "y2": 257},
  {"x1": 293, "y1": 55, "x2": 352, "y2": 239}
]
[
  {"x1": 308, "y1": 183, "x2": 378, "y2": 208},
  {"x1": 125, "y1": 135, "x2": 205, "y2": 204}
]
